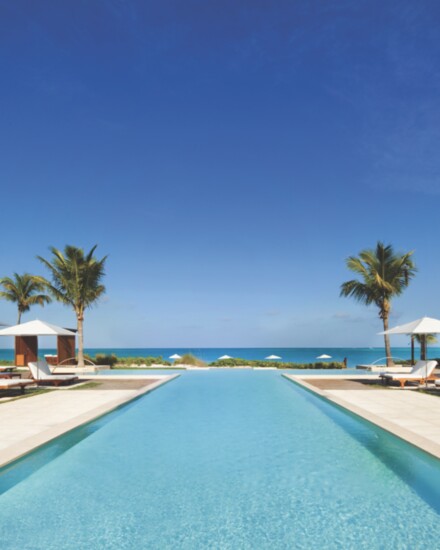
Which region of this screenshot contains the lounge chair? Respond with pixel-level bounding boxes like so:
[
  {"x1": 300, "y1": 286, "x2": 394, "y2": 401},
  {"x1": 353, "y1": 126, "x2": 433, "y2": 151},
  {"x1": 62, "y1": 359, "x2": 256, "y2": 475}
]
[
  {"x1": 0, "y1": 372, "x2": 22, "y2": 379},
  {"x1": 0, "y1": 365, "x2": 17, "y2": 372},
  {"x1": 0, "y1": 367, "x2": 21, "y2": 379},
  {"x1": 0, "y1": 378, "x2": 34, "y2": 394},
  {"x1": 379, "y1": 360, "x2": 438, "y2": 388},
  {"x1": 28, "y1": 360, "x2": 78, "y2": 387}
]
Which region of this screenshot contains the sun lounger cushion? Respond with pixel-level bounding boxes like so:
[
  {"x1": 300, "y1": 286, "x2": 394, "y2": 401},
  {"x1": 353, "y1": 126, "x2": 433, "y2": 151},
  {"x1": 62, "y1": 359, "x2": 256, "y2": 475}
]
[
  {"x1": 380, "y1": 360, "x2": 437, "y2": 381},
  {"x1": 28, "y1": 361, "x2": 77, "y2": 382},
  {"x1": 0, "y1": 379, "x2": 34, "y2": 389}
]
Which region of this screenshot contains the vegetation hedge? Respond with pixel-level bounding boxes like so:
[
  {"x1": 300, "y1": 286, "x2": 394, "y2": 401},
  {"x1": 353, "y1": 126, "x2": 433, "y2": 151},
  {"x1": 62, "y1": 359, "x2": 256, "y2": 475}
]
[
  {"x1": 84, "y1": 354, "x2": 171, "y2": 367},
  {"x1": 173, "y1": 353, "x2": 207, "y2": 367},
  {"x1": 209, "y1": 358, "x2": 345, "y2": 369},
  {"x1": 57, "y1": 354, "x2": 347, "y2": 369},
  {"x1": 94, "y1": 353, "x2": 118, "y2": 366},
  {"x1": 399, "y1": 357, "x2": 440, "y2": 366},
  {"x1": 114, "y1": 356, "x2": 171, "y2": 366}
]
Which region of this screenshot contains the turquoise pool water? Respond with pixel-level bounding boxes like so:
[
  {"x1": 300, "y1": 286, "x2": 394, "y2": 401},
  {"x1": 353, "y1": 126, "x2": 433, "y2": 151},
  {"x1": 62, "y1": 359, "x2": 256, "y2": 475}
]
[
  {"x1": 101, "y1": 367, "x2": 367, "y2": 376},
  {"x1": 1, "y1": 371, "x2": 440, "y2": 549}
]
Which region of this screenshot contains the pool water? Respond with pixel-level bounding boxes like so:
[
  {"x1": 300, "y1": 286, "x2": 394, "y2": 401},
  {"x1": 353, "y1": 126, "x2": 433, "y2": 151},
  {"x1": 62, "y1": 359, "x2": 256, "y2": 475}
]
[
  {"x1": 101, "y1": 367, "x2": 367, "y2": 376},
  {"x1": 0, "y1": 371, "x2": 439, "y2": 549}
]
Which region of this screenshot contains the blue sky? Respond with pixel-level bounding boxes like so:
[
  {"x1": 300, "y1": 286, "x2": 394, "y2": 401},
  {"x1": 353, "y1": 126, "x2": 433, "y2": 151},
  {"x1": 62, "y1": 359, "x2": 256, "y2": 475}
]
[{"x1": 1, "y1": 1, "x2": 440, "y2": 348}]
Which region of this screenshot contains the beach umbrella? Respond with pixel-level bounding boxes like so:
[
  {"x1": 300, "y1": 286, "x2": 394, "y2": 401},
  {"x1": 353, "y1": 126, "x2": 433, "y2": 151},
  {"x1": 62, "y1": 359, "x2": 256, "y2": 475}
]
[
  {"x1": 380, "y1": 316, "x2": 440, "y2": 383},
  {"x1": 169, "y1": 354, "x2": 181, "y2": 360},
  {"x1": 218, "y1": 355, "x2": 233, "y2": 360},
  {"x1": 265, "y1": 355, "x2": 281, "y2": 360},
  {"x1": 317, "y1": 354, "x2": 332, "y2": 360},
  {"x1": 380, "y1": 316, "x2": 440, "y2": 336}
]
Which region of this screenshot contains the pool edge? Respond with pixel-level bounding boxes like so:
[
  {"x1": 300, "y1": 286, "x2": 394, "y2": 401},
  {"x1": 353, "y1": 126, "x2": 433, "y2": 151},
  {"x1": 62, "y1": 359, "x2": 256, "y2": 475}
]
[
  {"x1": 0, "y1": 374, "x2": 180, "y2": 469},
  {"x1": 283, "y1": 374, "x2": 440, "y2": 461}
]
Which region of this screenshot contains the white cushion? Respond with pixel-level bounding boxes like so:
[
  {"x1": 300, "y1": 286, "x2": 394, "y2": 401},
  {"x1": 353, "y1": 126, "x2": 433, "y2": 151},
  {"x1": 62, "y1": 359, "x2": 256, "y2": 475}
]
[
  {"x1": 0, "y1": 379, "x2": 34, "y2": 388},
  {"x1": 28, "y1": 361, "x2": 76, "y2": 381}
]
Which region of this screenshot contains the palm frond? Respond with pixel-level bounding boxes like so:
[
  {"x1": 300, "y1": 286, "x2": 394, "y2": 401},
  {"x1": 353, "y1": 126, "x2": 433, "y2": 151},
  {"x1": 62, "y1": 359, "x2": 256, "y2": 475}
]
[
  {"x1": 37, "y1": 244, "x2": 108, "y2": 313},
  {"x1": 341, "y1": 241, "x2": 417, "y2": 316},
  {"x1": 0, "y1": 273, "x2": 52, "y2": 322}
]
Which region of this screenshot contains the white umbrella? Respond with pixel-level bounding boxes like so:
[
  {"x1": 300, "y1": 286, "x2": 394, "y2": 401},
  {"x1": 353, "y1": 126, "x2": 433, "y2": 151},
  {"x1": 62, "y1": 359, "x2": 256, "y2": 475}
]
[
  {"x1": 265, "y1": 355, "x2": 281, "y2": 360},
  {"x1": 379, "y1": 316, "x2": 440, "y2": 383},
  {"x1": 379, "y1": 317, "x2": 440, "y2": 336},
  {"x1": 317, "y1": 354, "x2": 332, "y2": 359},
  {"x1": 169, "y1": 354, "x2": 182, "y2": 360},
  {"x1": 218, "y1": 355, "x2": 233, "y2": 360}
]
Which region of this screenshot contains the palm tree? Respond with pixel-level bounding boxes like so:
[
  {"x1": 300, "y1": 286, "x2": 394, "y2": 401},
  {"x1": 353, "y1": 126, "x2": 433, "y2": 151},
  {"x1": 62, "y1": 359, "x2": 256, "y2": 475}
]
[
  {"x1": 340, "y1": 242, "x2": 417, "y2": 366},
  {"x1": 414, "y1": 334, "x2": 437, "y2": 361},
  {"x1": 37, "y1": 245, "x2": 107, "y2": 368},
  {"x1": 0, "y1": 273, "x2": 51, "y2": 324}
]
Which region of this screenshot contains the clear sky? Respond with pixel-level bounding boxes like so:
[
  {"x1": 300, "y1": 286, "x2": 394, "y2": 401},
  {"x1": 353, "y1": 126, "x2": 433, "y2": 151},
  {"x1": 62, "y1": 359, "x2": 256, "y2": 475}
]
[{"x1": 1, "y1": 1, "x2": 440, "y2": 348}]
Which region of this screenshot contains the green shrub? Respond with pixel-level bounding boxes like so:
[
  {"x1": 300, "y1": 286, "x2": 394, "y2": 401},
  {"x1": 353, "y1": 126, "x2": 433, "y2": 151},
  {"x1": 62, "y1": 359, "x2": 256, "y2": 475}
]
[
  {"x1": 174, "y1": 353, "x2": 207, "y2": 367},
  {"x1": 209, "y1": 358, "x2": 345, "y2": 369},
  {"x1": 113, "y1": 356, "x2": 171, "y2": 367},
  {"x1": 94, "y1": 353, "x2": 118, "y2": 366}
]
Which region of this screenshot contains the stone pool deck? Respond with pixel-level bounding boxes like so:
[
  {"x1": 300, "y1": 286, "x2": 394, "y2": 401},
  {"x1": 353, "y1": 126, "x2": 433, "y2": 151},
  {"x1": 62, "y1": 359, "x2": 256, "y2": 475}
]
[
  {"x1": 0, "y1": 375, "x2": 178, "y2": 468},
  {"x1": 284, "y1": 374, "x2": 440, "y2": 459}
]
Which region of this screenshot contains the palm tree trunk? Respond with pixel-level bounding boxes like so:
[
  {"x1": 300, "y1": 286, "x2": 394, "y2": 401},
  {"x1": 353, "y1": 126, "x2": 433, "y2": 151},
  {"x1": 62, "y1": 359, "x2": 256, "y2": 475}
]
[
  {"x1": 382, "y1": 314, "x2": 394, "y2": 367},
  {"x1": 421, "y1": 335, "x2": 427, "y2": 360},
  {"x1": 17, "y1": 310, "x2": 21, "y2": 324},
  {"x1": 77, "y1": 315, "x2": 85, "y2": 368}
]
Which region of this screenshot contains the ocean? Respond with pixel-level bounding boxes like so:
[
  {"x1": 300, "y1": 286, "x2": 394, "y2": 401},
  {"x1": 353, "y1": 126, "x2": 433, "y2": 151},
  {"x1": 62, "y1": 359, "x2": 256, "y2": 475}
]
[{"x1": 0, "y1": 347, "x2": 435, "y2": 367}]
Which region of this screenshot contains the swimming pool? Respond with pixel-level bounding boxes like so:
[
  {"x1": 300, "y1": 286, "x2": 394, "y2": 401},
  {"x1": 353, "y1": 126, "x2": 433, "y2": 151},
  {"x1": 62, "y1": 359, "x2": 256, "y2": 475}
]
[
  {"x1": 100, "y1": 367, "x2": 368, "y2": 376},
  {"x1": 0, "y1": 370, "x2": 439, "y2": 549}
]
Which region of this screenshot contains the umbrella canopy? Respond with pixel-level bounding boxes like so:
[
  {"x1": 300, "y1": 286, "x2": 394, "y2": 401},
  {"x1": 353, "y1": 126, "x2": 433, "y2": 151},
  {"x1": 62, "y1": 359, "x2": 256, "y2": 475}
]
[
  {"x1": 317, "y1": 354, "x2": 332, "y2": 359},
  {"x1": 379, "y1": 316, "x2": 440, "y2": 335},
  {"x1": 218, "y1": 355, "x2": 233, "y2": 360},
  {"x1": 379, "y1": 316, "x2": 440, "y2": 380},
  {"x1": 169, "y1": 354, "x2": 182, "y2": 360},
  {"x1": 0, "y1": 319, "x2": 75, "y2": 336},
  {"x1": 265, "y1": 355, "x2": 281, "y2": 360}
]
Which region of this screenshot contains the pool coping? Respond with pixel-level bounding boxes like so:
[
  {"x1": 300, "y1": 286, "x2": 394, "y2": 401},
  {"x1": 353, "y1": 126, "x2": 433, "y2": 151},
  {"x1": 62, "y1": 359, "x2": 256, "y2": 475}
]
[
  {"x1": 283, "y1": 374, "x2": 440, "y2": 460},
  {"x1": 0, "y1": 374, "x2": 180, "y2": 469}
]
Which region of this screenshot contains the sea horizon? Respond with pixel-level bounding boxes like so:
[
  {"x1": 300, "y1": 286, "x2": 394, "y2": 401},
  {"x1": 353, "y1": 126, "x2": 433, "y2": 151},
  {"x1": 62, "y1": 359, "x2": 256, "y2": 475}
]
[{"x1": 0, "y1": 346, "x2": 435, "y2": 367}]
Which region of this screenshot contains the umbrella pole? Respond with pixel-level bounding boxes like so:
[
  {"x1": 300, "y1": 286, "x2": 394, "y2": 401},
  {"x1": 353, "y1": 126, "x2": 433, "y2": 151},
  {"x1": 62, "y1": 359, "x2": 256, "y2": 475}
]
[
  {"x1": 411, "y1": 336, "x2": 415, "y2": 366},
  {"x1": 423, "y1": 335, "x2": 428, "y2": 387}
]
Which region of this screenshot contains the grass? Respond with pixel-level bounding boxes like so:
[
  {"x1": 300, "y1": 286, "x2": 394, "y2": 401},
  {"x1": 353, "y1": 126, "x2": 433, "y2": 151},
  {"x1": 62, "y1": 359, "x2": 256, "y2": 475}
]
[
  {"x1": 418, "y1": 386, "x2": 440, "y2": 396},
  {"x1": 69, "y1": 381, "x2": 102, "y2": 390}
]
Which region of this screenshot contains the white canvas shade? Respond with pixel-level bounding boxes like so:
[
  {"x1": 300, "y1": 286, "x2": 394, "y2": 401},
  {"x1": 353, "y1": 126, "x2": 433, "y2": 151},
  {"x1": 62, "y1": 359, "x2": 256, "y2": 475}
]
[
  {"x1": 0, "y1": 319, "x2": 75, "y2": 337},
  {"x1": 379, "y1": 316, "x2": 440, "y2": 383},
  {"x1": 169, "y1": 354, "x2": 182, "y2": 360},
  {"x1": 266, "y1": 355, "x2": 281, "y2": 360},
  {"x1": 218, "y1": 355, "x2": 233, "y2": 360},
  {"x1": 379, "y1": 317, "x2": 440, "y2": 336},
  {"x1": 0, "y1": 320, "x2": 77, "y2": 369},
  {"x1": 317, "y1": 354, "x2": 332, "y2": 359}
]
